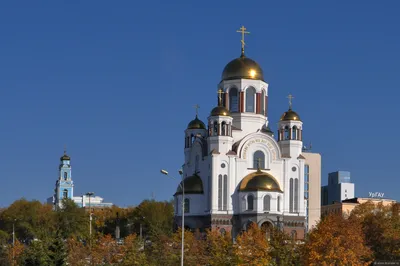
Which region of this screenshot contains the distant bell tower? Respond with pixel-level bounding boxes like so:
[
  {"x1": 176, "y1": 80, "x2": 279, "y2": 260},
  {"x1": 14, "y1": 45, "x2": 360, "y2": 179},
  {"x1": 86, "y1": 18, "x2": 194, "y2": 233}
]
[{"x1": 54, "y1": 149, "x2": 74, "y2": 207}]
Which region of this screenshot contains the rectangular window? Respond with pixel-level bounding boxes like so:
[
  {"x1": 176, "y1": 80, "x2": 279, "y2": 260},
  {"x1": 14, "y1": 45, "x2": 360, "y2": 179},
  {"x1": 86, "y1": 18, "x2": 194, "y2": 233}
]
[
  {"x1": 294, "y1": 179, "x2": 299, "y2": 212},
  {"x1": 289, "y1": 179, "x2": 294, "y2": 213},
  {"x1": 223, "y1": 175, "x2": 228, "y2": 211},
  {"x1": 218, "y1": 175, "x2": 222, "y2": 210}
]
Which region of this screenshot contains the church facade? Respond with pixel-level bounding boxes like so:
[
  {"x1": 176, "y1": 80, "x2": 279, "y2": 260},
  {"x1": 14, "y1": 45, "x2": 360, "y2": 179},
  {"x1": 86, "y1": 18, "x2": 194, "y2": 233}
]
[{"x1": 173, "y1": 29, "x2": 319, "y2": 239}]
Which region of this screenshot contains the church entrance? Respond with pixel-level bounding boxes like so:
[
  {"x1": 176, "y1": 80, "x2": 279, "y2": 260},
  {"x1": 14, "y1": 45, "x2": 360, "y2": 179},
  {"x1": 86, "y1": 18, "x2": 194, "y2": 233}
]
[{"x1": 261, "y1": 221, "x2": 274, "y2": 240}]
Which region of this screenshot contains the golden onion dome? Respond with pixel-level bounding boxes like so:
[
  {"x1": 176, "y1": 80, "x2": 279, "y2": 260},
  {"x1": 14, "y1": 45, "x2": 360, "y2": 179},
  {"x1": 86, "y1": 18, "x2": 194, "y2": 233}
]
[
  {"x1": 221, "y1": 55, "x2": 264, "y2": 81},
  {"x1": 175, "y1": 174, "x2": 204, "y2": 194},
  {"x1": 280, "y1": 109, "x2": 301, "y2": 121},
  {"x1": 187, "y1": 116, "x2": 206, "y2": 130},
  {"x1": 210, "y1": 106, "x2": 230, "y2": 117},
  {"x1": 239, "y1": 170, "x2": 282, "y2": 192}
]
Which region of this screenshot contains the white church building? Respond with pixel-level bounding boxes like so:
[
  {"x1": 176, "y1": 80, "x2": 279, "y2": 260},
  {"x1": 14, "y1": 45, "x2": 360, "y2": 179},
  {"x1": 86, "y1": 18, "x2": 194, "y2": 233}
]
[{"x1": 174, "y1": 28, "x2": 321, "y2": 239}]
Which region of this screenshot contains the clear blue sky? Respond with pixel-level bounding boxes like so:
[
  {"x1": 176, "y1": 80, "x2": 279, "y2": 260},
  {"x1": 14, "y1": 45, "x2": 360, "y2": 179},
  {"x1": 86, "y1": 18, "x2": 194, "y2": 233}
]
[{"x1": 1, "y1": 1, "x2": 399, "y2": 207}]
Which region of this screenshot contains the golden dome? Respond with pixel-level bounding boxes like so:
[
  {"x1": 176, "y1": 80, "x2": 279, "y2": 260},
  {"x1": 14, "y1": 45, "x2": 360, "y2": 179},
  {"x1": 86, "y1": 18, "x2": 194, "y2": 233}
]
[
  {"x1": 187, "y1": 116, "x2": 206, "y2": 130},
  {"x1": 210, "y1": 106, "x2": 230, "y2": 117},
  {"x1": 175, "y1": 174, "x2": 204, "y2": 194},
  {"x1": 239, "y1": 170, "x2": 282, "y2": 192},
  {"x1": 222, "y1": 55, "x2": 264, "y2": 81},
  {"x1": 280, "y1": 109, "x2": 301, "y2": 121}
]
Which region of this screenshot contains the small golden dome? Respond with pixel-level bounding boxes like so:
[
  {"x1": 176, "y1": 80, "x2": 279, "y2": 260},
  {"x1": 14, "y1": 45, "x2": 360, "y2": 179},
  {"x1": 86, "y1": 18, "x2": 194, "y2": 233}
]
[
  {"x1": 222, "y1": 55, "x2": 264, "y2": 81},
  {"x1": 187, "y1": 116, "x2": 206, "y2": 130},
  {"x1": 175, "y1": 174, "x2": 204, "y2": 194},
  {"x1": 280, "y1": 109, "x2": 301, "y2": 121},
  {"x1": 239, "y1": 170, "x2": 282, "y2": 192},
  {"x1": 210, "y1": 106, "x2": 230, "y2": 117}
]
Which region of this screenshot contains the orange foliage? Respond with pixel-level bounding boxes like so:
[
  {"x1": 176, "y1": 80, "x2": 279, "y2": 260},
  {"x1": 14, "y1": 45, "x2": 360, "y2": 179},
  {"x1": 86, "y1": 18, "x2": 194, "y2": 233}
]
[
  {"x1": 234, "y1": 223, "x2": 270, "y2": 266},
  {"x1": 66, "y1": 237, "x2": 89, "y2": 266},
  {"x1": 91, "y1": 234, "x2": 124, "y2": 265},
  {"x1": 303, "y1": 213, "x2": 373, "y2": 266},
  {"x1": 7, "y1": 239, "x2": 24, "y2": 266}
]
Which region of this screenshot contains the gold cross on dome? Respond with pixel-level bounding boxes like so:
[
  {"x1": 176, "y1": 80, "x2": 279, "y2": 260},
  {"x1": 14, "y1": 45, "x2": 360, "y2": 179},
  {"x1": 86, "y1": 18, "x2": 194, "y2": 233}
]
[
  {"x1": 236, "y1": 26, "x2": 250, "y2": 56},
  {"x1": 217, "y1": 89, "x2": 224, "y2": 106},
  {"x1": 287, "y1": 94, "x2": 294, "y2": 109},
  {"x1": 193, "y1": 104, "x2": 200, "y2": 116}
]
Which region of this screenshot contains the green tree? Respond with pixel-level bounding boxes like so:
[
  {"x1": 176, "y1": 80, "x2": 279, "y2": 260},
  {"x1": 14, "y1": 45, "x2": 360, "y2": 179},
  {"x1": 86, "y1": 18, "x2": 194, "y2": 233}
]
[
  {"x1": 20, "y1": 240, "x2": 52, "y2": 266},
  {"x1": 56, "y1": 198, "x2": 87, "y2": 239},
  {"x1": 49, "y1": 230, "x2": 67, "y2": 266},
  {"x1": 0, "y1": 199, "x2": 56, "y2": 242},
  {"x1": 128, "y1": 199, "x2": 174, "y2": 240}
]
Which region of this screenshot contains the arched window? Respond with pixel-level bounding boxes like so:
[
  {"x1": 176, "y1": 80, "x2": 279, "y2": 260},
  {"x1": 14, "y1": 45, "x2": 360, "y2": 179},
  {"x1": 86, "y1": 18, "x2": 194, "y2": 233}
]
[
  {"x1": 218, "y1": 174, "x2": 222, "y2": 210},
  {"x1": 294, "y1": 179, "x2": 299, "y2": 212},
  {"x1": 195, "y1": 155, "x2": 199, "y2": 173},
  {"x1": 213, "y1": 122, "x2": 219, "y2": 136},
  {"x1": 261, "y1": 90, "x2": 266, "y2": 116},
  {"x1": 284, "y1": 126, "x2": 290, "y2": 140},
  {"x1": 64, "y1": 172, "x2": 67, "y2": 180},
  {"x1": 263, "y1": 195, "x2": 271, "y2": 211},
  {"x1": 184, "y1": 198, "x2": 190, "y2": 213},
  {"x1": 253, "y1": 150, "x2": 265, "y2": 169},
  {"x1": 63, "y1": 189, "x2": 68, "y2": 199},
  {"x1": 221, "y1": 122, "x2": 227, "y2": 136},
  {"x1": 175, "y1": 198, "x2": 178, "y2": 214},
  {"x1": 277, "y1": 196, "x2": 281, "y2": 212},
  {"x1": 229, "y1": 88, "x2": 238, "y2": 112},
  {"x1": 223, "y1": 175, "x2": 228, "y2": 211},
  {"x1": 245, "y1": 87, "x2": 256, "y2": 112},
  {"x1": 247, "y1": 194, "x2": 254, "y2": 211},
  {"x1": 289, "y1": 178, "x2": 294, "y2": 213},
  {"x1": 292, "y1": 126, "x2": 297, "y2": 140}
]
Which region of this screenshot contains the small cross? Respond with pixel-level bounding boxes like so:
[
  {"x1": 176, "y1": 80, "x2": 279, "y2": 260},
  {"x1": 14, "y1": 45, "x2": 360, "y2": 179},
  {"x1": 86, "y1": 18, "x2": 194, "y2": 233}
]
[
  {"x1": 217, "y1": 89, "x2": 224, "y2": 106},
  {"x1": 287, "y1": 94, "x2": 294, "y2": 109},
  {"x1": 193, "y1": 104, "x2": 200, "y2": 117},
  {"x1": 236, "y1": 26, "x2": 250, "y2": 56},
  {"x1": 64, "y1": 144, "x2": 67, "y2": 155}
]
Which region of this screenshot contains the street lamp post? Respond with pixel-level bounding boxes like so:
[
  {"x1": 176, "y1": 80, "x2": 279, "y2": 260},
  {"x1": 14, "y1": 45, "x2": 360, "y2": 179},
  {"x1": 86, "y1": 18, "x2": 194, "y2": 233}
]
[
  {"x1": 161, "y1": 169, "x2": 184, "y2": 266},
  {"x1": 85, "y1": 192, "x2": 95, "y2": 238}
]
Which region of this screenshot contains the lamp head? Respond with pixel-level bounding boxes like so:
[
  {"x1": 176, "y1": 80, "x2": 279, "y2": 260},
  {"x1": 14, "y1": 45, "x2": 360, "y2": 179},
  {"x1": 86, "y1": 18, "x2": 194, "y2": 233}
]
[
  {"x1": 160, "y1": 169, "x2": 168, "y2": 175},
  {"x1": 178, "y1": 169, "x2": 183, "y2": 175}
]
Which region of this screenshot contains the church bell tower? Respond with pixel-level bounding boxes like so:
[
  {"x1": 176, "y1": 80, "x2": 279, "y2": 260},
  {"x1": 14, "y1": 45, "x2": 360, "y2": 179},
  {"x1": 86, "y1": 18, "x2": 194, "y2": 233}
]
[{"x1": 54, "y1": 149, "x2": 74, "y2": 207}]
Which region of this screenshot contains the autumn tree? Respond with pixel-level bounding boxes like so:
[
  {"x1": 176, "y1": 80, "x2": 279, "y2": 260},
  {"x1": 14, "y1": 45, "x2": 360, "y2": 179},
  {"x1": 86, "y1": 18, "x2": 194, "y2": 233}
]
[
  {"x1": 92, "y1": 205, "x2": 131, "y2": 237},
  {"x1": 5, "y1": 239, "x2": 24, "y2": 266},
  {"x1": 0, "y1": 199, "x2": 56, "y2": 242},
  {"x1": 205, "y1": 228, "x2": 235, "y2": 265},
  {"x1": 120, "y1": 234, "x2": 147, "y2": 266},
  {"x1": 351, "y1": 201, "x2": 400, "y2": 260},
  {"x1": 268, "y1": 227, "x2": 302, "y2": 266},
  {"x1": 303, "y1": 213, "x2": 372, "y2": 265},
  {"x1": 66, "y1": 237, "x2": 89, "y2": 266},
  {"x1": 234, "y1": 223, "x2": 270, "y2": 266},
  {"x1": 91, "y1": 234, "x2": 124, "y2": 265}
]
